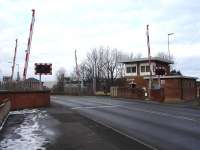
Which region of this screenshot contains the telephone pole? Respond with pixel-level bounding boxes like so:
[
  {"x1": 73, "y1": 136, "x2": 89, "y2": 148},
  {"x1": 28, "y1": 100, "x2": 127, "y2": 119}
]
[
  {"x1": 93, "y1": 65, "x2": 96, "y2": 95},
  {"x1": 146, "y1": 25, "x2": 152, "y2": 99},
  {"x1": 168, "y1": 33, "x2": 174, "y2": 59},
  {"x1": 11, "y1": 39, "x2": 18, "y2": 81}
]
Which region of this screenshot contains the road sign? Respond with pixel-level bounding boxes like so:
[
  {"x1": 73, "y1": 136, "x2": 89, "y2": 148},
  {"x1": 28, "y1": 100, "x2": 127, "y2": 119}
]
[{"x1": 35, "y1": 63, "x2": 52, "y2": 75}]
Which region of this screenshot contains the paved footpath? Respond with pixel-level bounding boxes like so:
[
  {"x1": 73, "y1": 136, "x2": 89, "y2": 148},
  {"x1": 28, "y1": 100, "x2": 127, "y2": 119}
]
[{"x1": 0, "y1": 101, "x2": 151, "y2": 150}]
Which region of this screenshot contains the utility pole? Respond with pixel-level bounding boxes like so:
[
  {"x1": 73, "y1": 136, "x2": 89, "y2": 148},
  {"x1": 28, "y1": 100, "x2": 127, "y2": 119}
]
[
  {"x1": 23, "y1": 9, "x2": 35, "y2": 80},
  {"x1": 75, "y1": 50, "x2": 80, "y2": 80},
  {"x1": 146, "y1": 25, "x2": 152, "y2": 99},
  {"x1": 11, "y1": 39, "x2": 18, "y2": 81},
  {"x1": 93, "y1": 65, "x2": 96, "y2": 95},
  {"x1": 75, "y1": 50, "x2": 84, "y2": 91},
  {"x1": 168, "y1": 33, "x2": 174, "y2": 59},
  {"x1": 16, "y1": 64, "x2": 20, "y2": 81}
]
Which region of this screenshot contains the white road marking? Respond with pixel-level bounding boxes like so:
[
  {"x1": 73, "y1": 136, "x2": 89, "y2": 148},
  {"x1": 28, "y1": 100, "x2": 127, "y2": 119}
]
[
  {"x1": 52, "y1": 96, "x2": 199, "y2": 122},
  {"x1": 71, "y1": 105, "x2": 121, "y2": 110},
  {"x1": 124, "y1": 106, "x2": 198, "y2": 122},
  {"x1": 51, "y1": 96, "x2": 117, "y2": 106},
  {"x1": 82, "y1": 114, "x2": 158, "y2": 150}
]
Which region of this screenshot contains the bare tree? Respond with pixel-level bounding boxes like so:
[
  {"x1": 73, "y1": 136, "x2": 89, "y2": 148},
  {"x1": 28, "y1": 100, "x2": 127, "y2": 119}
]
[
  {"x1": 78, "y1": 46, "x2": 134, "y2": 92},
  {"x1": 76, "y1": 46, "x2": 145, "y2": 93},
  {"x1": 156, "y1": 51, "x2": 177, "y2": 73},
  {"x1": 134, "y1": 53, "x2": 142, "y2": 59},
  {"x1": 156, "y1": 52, "x2": 174, "y2": 61},
  {"x1": 103, "y1": 47, "x2": 119, "y2": 84},
  {"x1": 55, "y1": 67, "x2": 66, "y2": 92}
]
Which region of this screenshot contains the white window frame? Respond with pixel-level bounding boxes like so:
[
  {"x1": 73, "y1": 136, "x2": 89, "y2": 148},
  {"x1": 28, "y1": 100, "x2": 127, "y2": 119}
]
[
  {"x1": 139, "y1": 62, "x2": 156, "y2": 76},
  {"x1": 125, "y1": 64, "x2": 137, "y2": 76}
]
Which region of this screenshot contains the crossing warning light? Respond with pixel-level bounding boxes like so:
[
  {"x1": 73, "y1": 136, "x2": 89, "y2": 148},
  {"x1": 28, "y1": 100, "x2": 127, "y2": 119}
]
[
  {"x1": 155, "y1": 67, "x2": 165, "y2": 76},
  {"x1": 35, "y1": 63, "x2": 52, "y2": 75}
]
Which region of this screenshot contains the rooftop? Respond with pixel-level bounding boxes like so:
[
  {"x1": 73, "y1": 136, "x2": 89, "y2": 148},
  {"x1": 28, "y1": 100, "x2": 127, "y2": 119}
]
[
  {"x1": 143, "y1": 75, "x2": 198, "y2": 80},
  {"x1": 25, "y1": 77, "x2": 40, "y2": 82},
  {"x1": 119, "y1": 57, "x2": 174, "y2": 64}
]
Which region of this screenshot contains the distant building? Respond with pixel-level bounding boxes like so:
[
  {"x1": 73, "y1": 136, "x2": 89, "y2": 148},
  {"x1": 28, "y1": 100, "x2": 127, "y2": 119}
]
[
  {"x1": 120, "y1": 57, "x2": 173, "y2": 78},
  {"x1": 119, "y1": 57, "x2": 197, "y2": 102},
  {"x1": 43, "y1": 81, "x2": 56, "y2": 89},
  {"x1": 3, "y1": 76, "x2": 11, "y2": 82},
  {"x1": 24, "y1": 77, "x2": 42, "y2": 89},
  {"x1": 25, "y1": 77, "x2": 40, "y2": 82}
]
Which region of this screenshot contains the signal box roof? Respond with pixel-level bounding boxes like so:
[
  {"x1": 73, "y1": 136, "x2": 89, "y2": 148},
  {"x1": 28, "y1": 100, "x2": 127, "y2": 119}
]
[
  {"x1": 119, "y1": 57, "x2": 174, "y2": 64},
  {"x1": 143, "y1": 75, "x2": 197, "y2": 80}
]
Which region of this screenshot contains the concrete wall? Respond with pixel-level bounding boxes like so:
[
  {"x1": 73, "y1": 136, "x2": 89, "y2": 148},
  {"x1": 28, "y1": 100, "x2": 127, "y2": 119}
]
[
  {"x1": 110, "y1": 87, "x2": 118, "y2": 97},
  {"x1": 110, "y1": 87, "x2": 145, "y2": 100},
  {"x1": 0, "y1": 91, "x2": 50, "y2": 110}
]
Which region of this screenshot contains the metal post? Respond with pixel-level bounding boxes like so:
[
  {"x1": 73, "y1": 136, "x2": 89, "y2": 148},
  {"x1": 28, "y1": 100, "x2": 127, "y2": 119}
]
[
  {"x1": 39, "y1": 74, "x2": 42, "y2": 90},
  {"x1": 158, "y1": 75, "x2": 161, "y2": 88},
  {"x1": 93, "y1": 65, "x2": 96, "y2": 95},
  {"x1": 16, "y1": 64, "x2": 20, "y2": 81},
  {"x1": 146, "y1": 25, "x2": 152, "y2": 99},
  {"x1": 168, "y1": 35, "x2": 170, "y2": 58},
  {"x1": 11, "y1": 39, "x2": 18, "y2": 81},
  {"x1": 168, "y1": 33, "x2": 174, "y2": 59}
]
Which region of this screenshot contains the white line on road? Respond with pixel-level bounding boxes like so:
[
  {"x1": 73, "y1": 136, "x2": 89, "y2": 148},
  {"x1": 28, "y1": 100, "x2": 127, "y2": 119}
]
[
  {"x1": 71, "y1": 105, "x2": 121, "y2": 110},
  {"x1": 81, "y1": 113, "x2": 158, "y2": 150},
  {"x1": 52, "y1": 96, "x2": 199, "y2": 122},
  {"x1": 124, "y1": 106, "x2": 198, "y2": 122}
]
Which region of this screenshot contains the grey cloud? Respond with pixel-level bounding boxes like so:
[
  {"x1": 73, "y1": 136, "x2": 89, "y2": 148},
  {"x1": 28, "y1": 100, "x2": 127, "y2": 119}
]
[{"x1": 176, "y1": 56, "x2": 200, "y2": 78}]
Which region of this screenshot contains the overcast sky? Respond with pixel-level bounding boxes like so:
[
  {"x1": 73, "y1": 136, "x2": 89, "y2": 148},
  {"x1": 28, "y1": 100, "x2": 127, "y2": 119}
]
[{"x1": 0, "y1": 0, "x2": 200, "y2": 81}]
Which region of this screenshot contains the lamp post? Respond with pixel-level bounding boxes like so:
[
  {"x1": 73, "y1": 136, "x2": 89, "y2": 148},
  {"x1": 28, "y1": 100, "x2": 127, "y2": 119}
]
[
  {"x1": 8, "y1": 62, "x2": 20, "y2": 81},
  {"x1": 8, "y1": 61, "x2": 12, "y2": 80},
  {"x1": 16, "y1": 64, "x2": 20, "y2": 81},
  {"x1": 168, "y1": 33, "x2": 174, "y2": 59}
]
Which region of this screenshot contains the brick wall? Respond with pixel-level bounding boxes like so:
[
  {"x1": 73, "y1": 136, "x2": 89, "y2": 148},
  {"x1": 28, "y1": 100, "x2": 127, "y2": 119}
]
[
  {"x1": 182, "y1": 88, "x2": 196, "y2": 100},
  {"x1": 0, "y1": 91, "x2": 50, "y2": 110},
  {"x1": 133, "y1": 76, "x2": 148, "y2": 87},
  {"x1": 163, "y1": 78, "x2": 196, "y2": 102},
  {"x1": 150, "y1": 88, "x2": 164, "y2": 102},
  {"x1": 163, "y1": 79, "x2": 182, "y2": 102},
  {"x1": 182, "y1": 79, "x2": 196, "y2": 100}
]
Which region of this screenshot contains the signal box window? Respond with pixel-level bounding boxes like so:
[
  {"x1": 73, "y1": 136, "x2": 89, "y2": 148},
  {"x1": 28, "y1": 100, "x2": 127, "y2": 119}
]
[
  {"x1": 146, "y1": 66, "x2": 150, "y2": 72},
  {"x1": 141, "y1": 66, "x2": 145, "y2": 72},
  {"x1": 131, "y1": 66, "x2": 136, "y2": 73},
  {"x1": 126, "y1": 66, "x2": 136, "y2": 73},
  {"x1": 126, "y1": 67, "x2": 131, "y2": 73}
]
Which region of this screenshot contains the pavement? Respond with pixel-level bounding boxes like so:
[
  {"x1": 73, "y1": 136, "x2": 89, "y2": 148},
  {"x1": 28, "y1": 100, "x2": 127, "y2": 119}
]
[
  {"x1": 51, "y1": 96, "x2": 200, "y2": 150},
  {"x1": 0, "y1": 99, "x2": 151, "y2": 150}
]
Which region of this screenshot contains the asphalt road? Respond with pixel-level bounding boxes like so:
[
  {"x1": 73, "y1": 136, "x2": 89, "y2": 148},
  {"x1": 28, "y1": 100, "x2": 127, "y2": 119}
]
[
  {"x1": 1, "y1": 103, "x2": 151, "y2": 150},
  {"x1": 51, "y1": 96, "x2": 200, "y2": 150}
]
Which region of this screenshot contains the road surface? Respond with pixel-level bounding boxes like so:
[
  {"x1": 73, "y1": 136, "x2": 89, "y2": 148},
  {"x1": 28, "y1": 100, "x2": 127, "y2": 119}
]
[
  {"x1": 51, "y1": 96, "x2": 200, "y2": 150},
  {"x1": 0, "y1": 103, "x2": 151, "y2": 150}
]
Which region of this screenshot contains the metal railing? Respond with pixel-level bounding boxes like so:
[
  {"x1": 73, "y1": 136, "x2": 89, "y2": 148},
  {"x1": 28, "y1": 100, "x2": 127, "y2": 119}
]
[{"x1": 0, "y1": 81, "x2": 49, "y2": 91}]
